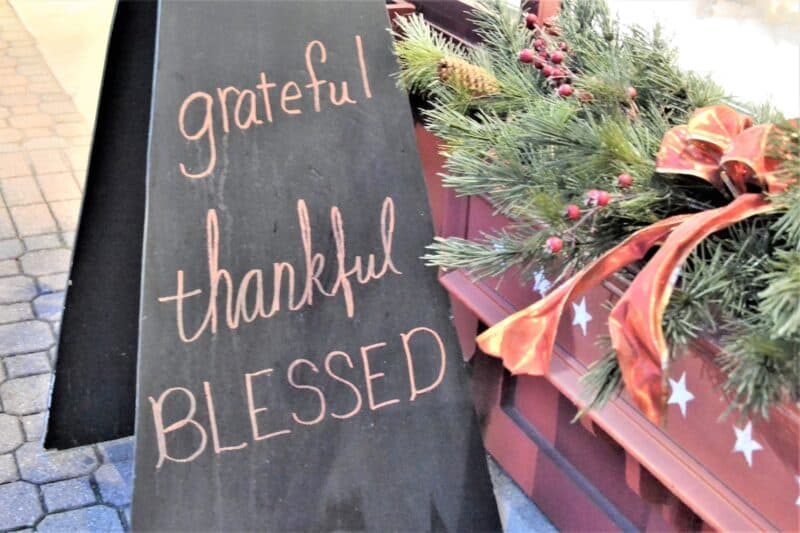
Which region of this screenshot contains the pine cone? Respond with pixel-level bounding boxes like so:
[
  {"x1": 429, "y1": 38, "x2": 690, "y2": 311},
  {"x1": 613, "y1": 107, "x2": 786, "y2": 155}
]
[{"x1": 437, "y1": 56, "x2": 499, "y2": 97}]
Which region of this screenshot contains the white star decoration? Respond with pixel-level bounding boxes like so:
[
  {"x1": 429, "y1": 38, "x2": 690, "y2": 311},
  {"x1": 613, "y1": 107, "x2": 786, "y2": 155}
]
[
  {"x1": 533, "y1": 269, "x2": 552, "y2": 295},
  {"x1": 571, "y1": 297, "x2": 592, "y2": 336},
  {"x1": 667, "y1": 372, "x2": 694, "y2": 418},
  {"x1": 732, "y1": 422, "x2": 763, "y2": 468}
]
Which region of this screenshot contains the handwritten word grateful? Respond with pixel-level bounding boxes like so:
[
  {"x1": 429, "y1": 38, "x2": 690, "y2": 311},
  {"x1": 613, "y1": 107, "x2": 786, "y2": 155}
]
[
  {"x1": 177, "y1": 36, "x2": 372, "y2": 179},
  {"x1": 157, "y1": 197, "x2": 401, "y2": 343}
]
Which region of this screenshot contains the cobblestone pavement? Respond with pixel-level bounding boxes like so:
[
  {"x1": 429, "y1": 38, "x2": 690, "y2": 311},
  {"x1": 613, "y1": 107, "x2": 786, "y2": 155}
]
[{"x1": 0, "y1": 2, "x2": 132, "y2": 530}]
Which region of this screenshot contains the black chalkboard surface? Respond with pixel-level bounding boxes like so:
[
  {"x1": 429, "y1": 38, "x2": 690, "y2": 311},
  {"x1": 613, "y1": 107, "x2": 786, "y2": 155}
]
[
  {"x1": 132, "y1": 1, "x2": 500, "y2": 531},
  {"x1": 46, "y1": 0, "x2": 155, "y2": 449}
]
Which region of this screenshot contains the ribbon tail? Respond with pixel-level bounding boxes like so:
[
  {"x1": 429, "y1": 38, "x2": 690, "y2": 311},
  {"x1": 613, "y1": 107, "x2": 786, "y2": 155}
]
[
  {"x1": 609, "y1": 193, "x2": 774, "y2": 425},
  {"x1": 476, "y1": 215, "x2": 690, "y2": 376}
]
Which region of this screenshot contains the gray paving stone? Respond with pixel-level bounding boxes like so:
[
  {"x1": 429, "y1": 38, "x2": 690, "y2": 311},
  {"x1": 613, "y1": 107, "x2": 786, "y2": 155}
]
[
  {"x1": 0, "y1": 176, "x2": 44, "y2": 206},
  {"x1": 23, "y1": 233, "x2": 60, "y2": 251},
  {"x1": 0, "y1": 373, "x2": 50, "y2": 415},
  {"x1": 4, "y1": 351, "x2": 50, "y2": 378},
  {"x1": 36, "y1": 505, "x2": 124, "y2": 533},
  {"x1": 0, "y1": 412, "x2": 24, "y2": 453},
  {"x1": 9, "y1": 204, "x2": 57, "y2": 237},
  {"x1": 0, "y1": 238, "x2": 24, "y2": 260},
  {"x1": 37, "y1": 272, "x2": 68, "y2": 293},
  {"x1": 488, "y1": 458, "x2": 557, "y2": 533},
  {"x1": 20, "y1": 248, "x2": 71, "y2": 276},
  {"x1": 21, "y1": 411, "x2": 45, "y2": 442},
  {"x1": 19, "y1": 248, "x2": 71, "y2": 276},
  {"x1": 60, "y1": 231, "x2": 76, "y2": 247},
  {"x1": 0, "y1": 258, "x2": 18, "y2": 276},
  {"x1": 16, "y1": 442, "x2": 98, "y2": 483},
  {"x1": 97, "y1": 438, "x2": 134, "y2": 464},
  {"x1": 95, "y1": 461, "x2": 133, "y2": 507},
  {"x1": 33, "y1": 291, "x2": 64, "y2": 320},
  {"x1": 0, "y1": 481, "x2": 43, "y2": 530},
  {"x1": 0, "y1": 207, "x2": 16, "y2": 240},
  {"x1": 0, "y1": 274, "x2": 36, "y2": 303},
  {"x1": 0, "y1": 301, "x2": 34, "y2": 324},
  {"x1": 0, "y1": 452, "x2": 19, "y2": 483},
  {"x1": 41, "y1": 476, "x2": 96, "y2": 512},
  {"x1": 0, "y1": 320, "x2": 53, "y2": 356}
]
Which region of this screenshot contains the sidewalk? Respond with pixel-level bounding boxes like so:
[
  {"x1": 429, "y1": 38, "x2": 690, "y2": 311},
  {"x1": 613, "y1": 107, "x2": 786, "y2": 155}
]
[{"x1": 0, "y1": 1, "x2": 132, "y2": 530}]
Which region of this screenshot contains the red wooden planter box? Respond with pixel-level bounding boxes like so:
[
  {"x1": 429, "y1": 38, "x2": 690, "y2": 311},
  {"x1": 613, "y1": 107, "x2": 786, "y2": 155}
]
[{"x1": 413, "y1": 123, "x2": 800, "y2": 532}]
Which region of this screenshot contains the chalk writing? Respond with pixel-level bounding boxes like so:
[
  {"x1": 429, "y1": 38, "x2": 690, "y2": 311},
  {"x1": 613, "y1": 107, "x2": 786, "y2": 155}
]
[
  {"x1": 178, "y1": 36, "x2": 371, "y2": 179},
  {"x1": 157, "y1": 196, "x2": 401, "y2": 343},
  {"x1": 149, "y1": 326, "x2": 448, "y2": 468}
]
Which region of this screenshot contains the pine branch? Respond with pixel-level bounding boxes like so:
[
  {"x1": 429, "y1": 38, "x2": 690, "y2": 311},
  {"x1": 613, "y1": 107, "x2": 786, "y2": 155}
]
[
  {"x1": 575, "y1": 347, "x2": 623, "y2": 419},
  {"x1": 757, "y1": 250, "x2": 800, "y2": 338},
  {"x1": 719, "y1": 321, "x2": 800, "y2": 419},
  {"x1": 392, "y1": 14, "x2": 466, "y2": 96}
]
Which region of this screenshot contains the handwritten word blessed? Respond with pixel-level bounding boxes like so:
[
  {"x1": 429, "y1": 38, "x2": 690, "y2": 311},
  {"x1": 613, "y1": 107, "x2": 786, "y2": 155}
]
[
  {"x1": 149, "y1": 326, "x2": 447, "y2": 469},
  {"x1": 177, "y1": 36, "x2": 372, "y2": 179}
]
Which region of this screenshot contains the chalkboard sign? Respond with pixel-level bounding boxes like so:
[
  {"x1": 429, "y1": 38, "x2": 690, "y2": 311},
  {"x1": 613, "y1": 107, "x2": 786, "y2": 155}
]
[
  {"x1": 46, "y1": 0, "x2": 155, "y2": 449},
  {"x1": 132, "y1": 1, "x2": 500, "y2": 531}
]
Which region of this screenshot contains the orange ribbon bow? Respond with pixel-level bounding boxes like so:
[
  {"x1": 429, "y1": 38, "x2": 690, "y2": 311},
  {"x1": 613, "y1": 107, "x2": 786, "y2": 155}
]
[{"x1": 477, "y1": 104, "x2": 788, "y2": 425}]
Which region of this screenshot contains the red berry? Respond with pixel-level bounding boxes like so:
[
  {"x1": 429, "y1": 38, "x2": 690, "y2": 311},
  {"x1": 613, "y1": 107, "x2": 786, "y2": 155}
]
[
  {"x1": 559, "y1": 42, "x2": 569, "y2": 51},
  {"x1": 586, "y1": 189, "x2": 610, "y2": 207},
  {"x1": 539, "y1": 50, "x2": 549, "y2": 59},
  {"x1": 525, "y1": 13, "x2": 539, "y2": 29},
  {"x1": 566, "y1": 204, "x2": 581, "y2": 220},
  {"x1": 519, "y1": 49, "x2": 535, "y2": 63},
  {"x1": 617, "y1": 173, "x2": 633, "y2": 188},
  {"x1": 546, "y1": 236, "x2": 564, "y2": 254},
  {"x1": 533, "y1": 38, "x2": 546, "y2": 51},
  {"x1": 627, "y1": 86, "x2": 637, "y2": 99},
  {"x1": 541, "y1": 65, "x2": 554, "y2": 77},
  {"x1": 550, "y1": 68, "x2": 563, "y2": 79},
  {"x1": 533, "y1": 57, "x2": 544, "y2": 69},
  {"x1": 550, "y1": 51, "x2": 564, "y2": 64},
  {"x1": 558, "y1": 84, "x2": 574, "y2": 97}
]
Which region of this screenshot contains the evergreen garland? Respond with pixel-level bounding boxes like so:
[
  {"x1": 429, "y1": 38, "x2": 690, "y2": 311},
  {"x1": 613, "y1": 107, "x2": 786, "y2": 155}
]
[{"x1": 393, "y1": 0, "x2": 800, "y2": 418}]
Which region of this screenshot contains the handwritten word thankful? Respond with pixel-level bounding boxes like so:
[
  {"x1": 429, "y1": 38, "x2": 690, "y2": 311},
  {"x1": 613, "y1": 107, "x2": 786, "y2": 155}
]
[{"x1": 157, "y1": 197, "x2": 401, "y2": 343}]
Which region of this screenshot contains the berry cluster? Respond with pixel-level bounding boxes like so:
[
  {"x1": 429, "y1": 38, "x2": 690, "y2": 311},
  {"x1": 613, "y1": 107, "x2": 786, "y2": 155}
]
[
  {"x1": 519, "y1": 13, "x2": 639, "y2": 106},
  {"x1": 519, "y1": 13, "x2": 573, "y2": 98},
  {"x1": 545, "y1": 173, "x2": 635, "y2": 254}
]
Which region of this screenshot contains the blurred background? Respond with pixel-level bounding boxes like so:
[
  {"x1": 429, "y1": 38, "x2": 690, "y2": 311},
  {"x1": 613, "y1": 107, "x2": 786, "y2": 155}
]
[
  {"x1": 607, "y1": 0, "x2": 799, "y2": 117},
  {"x1": 10, "y1": 0, "x2": 114, "y2": 125}
]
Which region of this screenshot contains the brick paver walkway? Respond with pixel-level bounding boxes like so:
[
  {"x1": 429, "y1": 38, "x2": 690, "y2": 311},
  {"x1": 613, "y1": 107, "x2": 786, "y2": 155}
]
[{"x1": 0, "y1": 2, "x2": 132, "y2": 531}]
